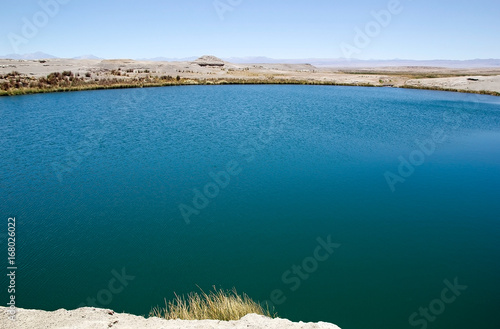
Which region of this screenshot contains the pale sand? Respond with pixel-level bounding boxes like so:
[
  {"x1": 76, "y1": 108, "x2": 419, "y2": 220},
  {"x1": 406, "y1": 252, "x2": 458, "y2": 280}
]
[
  {"x1": 0, "y1": 307, "x2": 341, "y2": 329},
  {"x1": 405, "y1": 75, "x2": 500, "y2": 93},
  {"x1": 1, "y1": 57, "x2": 499, "y2": 95}
]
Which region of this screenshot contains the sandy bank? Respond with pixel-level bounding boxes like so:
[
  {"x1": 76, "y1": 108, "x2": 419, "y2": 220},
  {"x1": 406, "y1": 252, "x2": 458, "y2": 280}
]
[
  {"x1": 0, "y1": 307, "x2": 341, "y2": 329},
  {"x1": 405, "y1": 75, "x2": 500, "y2": 93}
]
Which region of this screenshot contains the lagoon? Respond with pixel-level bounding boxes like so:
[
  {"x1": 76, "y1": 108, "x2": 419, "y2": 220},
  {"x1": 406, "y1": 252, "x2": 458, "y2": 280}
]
[{"x1": 0, "y1": 85, "x2": 499, "y2": 329}]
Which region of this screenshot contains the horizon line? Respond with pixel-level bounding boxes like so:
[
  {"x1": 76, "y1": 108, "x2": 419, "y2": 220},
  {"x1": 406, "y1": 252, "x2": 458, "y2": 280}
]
[{"x1": 1, "y1": 52, "x2": 500, "y2": 62}]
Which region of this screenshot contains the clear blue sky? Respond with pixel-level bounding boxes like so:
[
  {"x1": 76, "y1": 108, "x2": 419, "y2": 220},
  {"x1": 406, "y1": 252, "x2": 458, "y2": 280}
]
[{"x1": 1, "y1": 0, "x2": 499, "y2": 59}]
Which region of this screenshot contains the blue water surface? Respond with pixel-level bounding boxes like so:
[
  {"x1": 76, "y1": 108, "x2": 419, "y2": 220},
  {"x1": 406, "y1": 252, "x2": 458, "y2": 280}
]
[{"x1": 0, "y1": 85, "x2": 499, "y2": 329}]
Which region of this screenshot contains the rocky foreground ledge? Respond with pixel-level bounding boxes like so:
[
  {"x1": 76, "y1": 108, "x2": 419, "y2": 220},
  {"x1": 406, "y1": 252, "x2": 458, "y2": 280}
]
[{"x1": 0, "y1": 307, "x2": 341, "y2": 329}]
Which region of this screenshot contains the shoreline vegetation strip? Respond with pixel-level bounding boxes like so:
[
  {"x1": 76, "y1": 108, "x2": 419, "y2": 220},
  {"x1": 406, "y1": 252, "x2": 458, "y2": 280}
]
[{"x1": 1, "y1": 73, "x2": 498, "y2": 97}]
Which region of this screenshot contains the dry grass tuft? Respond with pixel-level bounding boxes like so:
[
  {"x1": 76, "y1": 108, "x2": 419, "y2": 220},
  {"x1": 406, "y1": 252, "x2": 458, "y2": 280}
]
[{"x1": 149, "y1": 286, "x2": 276, "y2": 321}]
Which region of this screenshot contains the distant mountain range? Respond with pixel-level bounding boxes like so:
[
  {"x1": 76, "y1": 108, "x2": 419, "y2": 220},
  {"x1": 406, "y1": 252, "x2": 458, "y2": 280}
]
[
  {"x1": 0, "y1": 52, "x2": 103, "y2": 60},
  {"x1": 0, "y1": 52, "x2": 58, "y2": 60},
  {"x1": 222, "y1": 57, "x2": 500, "y2": 68},
  {"x1": 1, "y1": 52, "x2": 499, "y2": 68}
]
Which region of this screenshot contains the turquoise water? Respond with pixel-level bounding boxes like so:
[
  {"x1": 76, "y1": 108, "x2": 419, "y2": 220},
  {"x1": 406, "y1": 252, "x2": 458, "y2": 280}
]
[{"x1": 1, "y1": 85, "x2": 499, "y2": 329}]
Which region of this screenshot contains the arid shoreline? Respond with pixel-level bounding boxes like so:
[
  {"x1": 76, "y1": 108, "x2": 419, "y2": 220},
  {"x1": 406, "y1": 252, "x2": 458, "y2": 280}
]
[
  {"x1": 0, "y1": 307, "x2": 341, "y2": 329},
  {"x1": 1, "y1": 56, "x2": 499, "y2": 97}
]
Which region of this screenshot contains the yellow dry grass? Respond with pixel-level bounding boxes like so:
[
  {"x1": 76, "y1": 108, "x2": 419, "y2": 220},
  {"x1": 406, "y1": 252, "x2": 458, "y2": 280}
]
[{"x1": 149, "y1": 286, "x2": 276, "y2": 321}]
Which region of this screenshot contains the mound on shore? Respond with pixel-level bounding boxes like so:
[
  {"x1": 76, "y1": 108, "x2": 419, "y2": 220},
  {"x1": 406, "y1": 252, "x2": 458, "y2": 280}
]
[{"x1": 193, "y1": 55, "x2": 226, "y2": 67}]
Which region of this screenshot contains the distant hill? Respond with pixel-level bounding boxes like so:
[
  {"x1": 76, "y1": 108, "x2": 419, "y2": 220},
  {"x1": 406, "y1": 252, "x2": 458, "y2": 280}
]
[
  {"x1": 72, "y1": 54, "x2": 102, "y2": 60},
  {"x1": 137, "y1": 56, "x2": 198, "y2": 62},
  {"x1": 0, "y1": 52, "x2": 57, "y2": 60}
]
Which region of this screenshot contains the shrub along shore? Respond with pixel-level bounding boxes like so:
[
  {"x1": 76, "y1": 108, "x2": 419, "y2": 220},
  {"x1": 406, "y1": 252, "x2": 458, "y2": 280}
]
[
  {"x1": 0, "y1": 71, "x2": 500, "y2": 96},
  {"x1": 1, "y1": 70, "x2": 499, "y2": 97}
]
